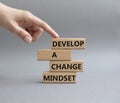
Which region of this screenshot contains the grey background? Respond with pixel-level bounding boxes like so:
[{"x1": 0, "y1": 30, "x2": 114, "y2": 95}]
[{"x1": 0, "y1": 0, "x2": 120, "y2": 103}]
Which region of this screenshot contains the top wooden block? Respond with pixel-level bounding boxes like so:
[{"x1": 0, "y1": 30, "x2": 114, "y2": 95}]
[{"x1": 51, "y1": 38, "x2": 86, "y2": 50}]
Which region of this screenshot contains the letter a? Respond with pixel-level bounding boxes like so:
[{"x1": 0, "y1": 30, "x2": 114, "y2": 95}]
[{"x1": 52, "y1": 52, "x2": 57, "y2": 58}]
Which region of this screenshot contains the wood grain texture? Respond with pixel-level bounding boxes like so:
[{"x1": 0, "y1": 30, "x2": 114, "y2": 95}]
[
  {"x1": 49, "y1": 61, "x2": 83, "y2": 72},
  {"x1": 42, "y1": 72, "x2": 76, "y2": 83},
  {"x1": 52, "y1": 38, "x2": 86, "y2": 50},
  {"x1": 37, "y1": 49, "x2": 71, "y2": 61}
]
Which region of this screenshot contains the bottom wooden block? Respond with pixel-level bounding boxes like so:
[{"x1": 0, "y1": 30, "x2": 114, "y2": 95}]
[{"x1": 42, "y1": 72, "x2": 76, "y2": 83}]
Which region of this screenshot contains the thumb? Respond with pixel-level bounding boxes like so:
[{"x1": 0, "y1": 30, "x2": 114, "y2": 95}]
[{"x1": 11, "y1": 22, "x2": 32, "y2": 43}]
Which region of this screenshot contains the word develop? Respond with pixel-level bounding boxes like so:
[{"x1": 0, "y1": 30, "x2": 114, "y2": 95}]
[{"x1": 52, "y1": 38, "x2": 85, "y2": 49}]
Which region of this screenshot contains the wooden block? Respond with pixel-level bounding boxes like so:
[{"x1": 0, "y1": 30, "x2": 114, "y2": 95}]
[
  {"x1": 49, "y1": 61, "x2": 83, "y2": 72},
  {"x1": 42, "y1": 72, "x2": 76, "y2": 83},
  {"x1": 37, "y1": 49, "x2": 71, "y2": 61},
  {"x1": 51, "y1": 38, "x2": 86, "y2": 50}
]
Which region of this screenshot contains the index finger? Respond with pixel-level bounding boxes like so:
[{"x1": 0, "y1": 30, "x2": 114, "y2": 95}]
[
  {"x1": 32, "y1": 15, "x2": 59, "y2": 38},
  {"x1": 40, "y1": 21, "x2": 59, "y2": 38}
]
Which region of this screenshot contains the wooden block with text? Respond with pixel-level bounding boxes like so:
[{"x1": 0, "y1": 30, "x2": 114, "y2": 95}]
[
  {"x1": 37, "y1": 49, "x2": 71, "y2": 61},
  {"x1": 42, "y1": 72, "x2": 76, "y2": 83},
  {"x1": 49, "y1": 61, "x2": 83, "y2": 72},
  {"x1": 52, "y1": 38, "x2": 86, "y2": 50}
]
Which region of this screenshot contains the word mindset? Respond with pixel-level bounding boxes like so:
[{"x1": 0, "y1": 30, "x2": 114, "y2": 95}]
[{"x1": 43, "y1": 72, "x2": 76, "y2": 83}]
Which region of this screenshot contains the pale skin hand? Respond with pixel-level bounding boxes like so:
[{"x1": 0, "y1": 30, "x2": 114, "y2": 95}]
[{"x1": 0, "y1": 3, "x2": 59, "y2": 43}]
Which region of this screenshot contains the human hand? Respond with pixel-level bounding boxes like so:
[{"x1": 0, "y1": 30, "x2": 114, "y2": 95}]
[{"x1": 0, "y1": 3, "x2": 59, "y2": 43}]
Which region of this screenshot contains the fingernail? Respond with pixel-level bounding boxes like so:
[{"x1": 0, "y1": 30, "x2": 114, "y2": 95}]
[{"x1": 24, "y1": 36, "x2": 32, "y2": 43}]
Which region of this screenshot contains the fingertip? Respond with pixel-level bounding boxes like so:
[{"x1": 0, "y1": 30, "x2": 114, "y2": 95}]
[
  {"x1": 54, "y1": 32, "x2": 60, "y2": 38},
  {"x1": 56, "y1": 34, "x2": 60, "y2": 38}
]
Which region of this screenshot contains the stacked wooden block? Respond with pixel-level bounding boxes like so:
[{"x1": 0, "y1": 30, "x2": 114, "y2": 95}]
[{"x1": 37, "y1": 38, "x2": 86, "y2": 83}]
